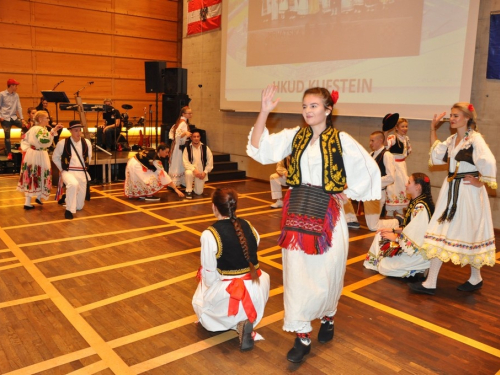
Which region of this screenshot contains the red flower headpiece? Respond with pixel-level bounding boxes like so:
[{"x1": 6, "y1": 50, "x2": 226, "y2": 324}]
[
  {"x1": 468, "y1": 104, "x2": 475, "y2": 112},
  {"x1": 423, "y1": 176, "x2": 430, "y2": 183},
  {"x1": 331, "y1": 90, "x2": 339, "y2": 105}
]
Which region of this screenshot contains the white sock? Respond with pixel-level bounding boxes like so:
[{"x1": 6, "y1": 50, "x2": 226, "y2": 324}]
[
  {"x1": 468, "y1": 266, "x2": 482, "y2": 285},
  {"x1": 422, "y1": 258, "x2": 443, "y2": 289},
  {"x1": 25, "y1": 196, "x2": 32, "y2": 206}
]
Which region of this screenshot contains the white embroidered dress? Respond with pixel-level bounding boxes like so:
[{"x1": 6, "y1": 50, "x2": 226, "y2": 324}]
[
  {"x1": 423, "y1": 131, "x2": 497, "y2": 268},
  {"x1": 168, "y1": 119, "x2": 188, "y2": 186},
  {"x1": 247, "y1": 126, "x2": 380, "y2": 333},
  {"x1": 124, "y1": 157, "x2": 172, "y2": 198},
  {"x1": 364, "y1": 202, "x2": 431, "y2": 277},
  {"x1": 385, "y1": 133, "x2": 411, "y2": 211}
]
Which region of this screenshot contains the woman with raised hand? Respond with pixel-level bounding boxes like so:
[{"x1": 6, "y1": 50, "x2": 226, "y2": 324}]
[
  {"x1": 247, "y1": 84, "x2": 380, "y2": 363},
  {"x1": 410, "y1": 103, "x2": 497, "y2": 295}
]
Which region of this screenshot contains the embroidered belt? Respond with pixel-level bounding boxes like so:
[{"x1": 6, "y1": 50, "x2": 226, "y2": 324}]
[
  {"x1": 438, "y1": 171, "x2": 479, "y2": 223},
  {"x1": 30, "y1": 146, "x2": 44, "y2": 151}
]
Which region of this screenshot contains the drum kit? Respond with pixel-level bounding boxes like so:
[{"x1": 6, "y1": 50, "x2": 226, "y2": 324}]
[{"x1": 120, "y1": 104, "x2": 141, "y2": 129}]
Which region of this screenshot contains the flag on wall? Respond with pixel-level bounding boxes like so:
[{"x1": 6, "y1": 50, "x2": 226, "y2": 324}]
[
  {"x1": 487, "y1": 13, "x2": 500, "y2": 79},
  {"x1": 187, "y1": 0, "x2": 222, "y2": 36}
]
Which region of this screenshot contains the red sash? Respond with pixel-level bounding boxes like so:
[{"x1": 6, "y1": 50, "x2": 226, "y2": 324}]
[{"x1": 224, "y1": 269, "x2": 262, "y2": 323}]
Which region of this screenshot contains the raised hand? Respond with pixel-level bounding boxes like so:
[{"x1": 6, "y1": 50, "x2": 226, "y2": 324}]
[
  {"x1": 261, "y1": 84, "x2": 280, "y2": 113},
  {"x1": 431, "y1": 111, "x2": 447, "y2": 130}
]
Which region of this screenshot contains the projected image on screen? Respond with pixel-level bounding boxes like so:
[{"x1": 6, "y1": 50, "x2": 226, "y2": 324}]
[
  {"x1": 221, "y1": 0, "x2": 479, "y2": 119},
  {"x1": 247, "y1": 0, "x2": 424, "y2": 65}
]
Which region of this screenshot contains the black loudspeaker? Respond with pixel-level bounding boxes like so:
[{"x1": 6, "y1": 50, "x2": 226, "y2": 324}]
[
  {"x1": 145, "y1": 61, "x2": 166, "y2": 93},
  {"x1": 164, "y1": 68, "x2": 187, "y2": 95},
  {"x1": 162, "y1": 94, "x2": 191, "y2": 125}
]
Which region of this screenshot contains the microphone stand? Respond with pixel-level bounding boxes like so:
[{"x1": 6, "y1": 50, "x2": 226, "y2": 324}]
[{"x1": 149, "y1": 104, "x2": 153, "y2": 147}]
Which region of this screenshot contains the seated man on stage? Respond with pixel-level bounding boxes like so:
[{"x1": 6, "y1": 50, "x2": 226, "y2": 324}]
[
  {"x1": 52, "y1": 121, "x2": 92, "y2": 220},
  {"x1": 182, "y1": 129, "x2": 213, "y2": 199},
  {"x1": 124, "y1": 144, "x2": 185, "y2": 201},
  {"x1": 97, "y1": 98, "x2": 121, "y2": 151}
]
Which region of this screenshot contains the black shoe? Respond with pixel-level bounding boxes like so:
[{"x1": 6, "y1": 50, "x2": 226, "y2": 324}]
[
  {"x1": 24, "y1": 205, "x2": 35, "y2": 210},
  {"x1": 318, "y1": 321, "x2": 334, "y2": 343},
  {"x1": 286, "y1": 337, "x2": 311, "y2": 363},
  {"x1": 405, "y1": 273, "x2": 426, "y2": 283},
  {"x1": 35, "y1": 198, "x2": 43, "y2": 205},
  {"x1": 185, "y1": 192, "x2": 193, "y2": 199},
  {"x1": 237, "y1": 320, "x2": 254, "y2": 352},
  {"x1": 408, "y1": 281, "x2": 435, "y2": 295},
  {"x1": 65, "y1": 210, "x2": 73, "y2": 220},
  {"x1": 457, "y1": 280, "x2": 483, "y2": 292},
  {"x1": 58, "y1": 194, "x2": 66, "y2": 205}
]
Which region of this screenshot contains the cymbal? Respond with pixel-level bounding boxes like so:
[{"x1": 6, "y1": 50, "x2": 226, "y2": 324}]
[{"x1": 122, "y1": 104, "x2": 133, "y2": 110}]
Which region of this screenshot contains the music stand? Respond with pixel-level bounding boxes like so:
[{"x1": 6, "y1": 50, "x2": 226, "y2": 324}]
[{"x1": 41, "y1": 91, "x2": 70, "y2": 124}]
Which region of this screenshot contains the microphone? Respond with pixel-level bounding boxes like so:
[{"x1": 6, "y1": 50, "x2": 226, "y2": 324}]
[
  {"x1": 59, "y1": 80, "x2": 64, "y2": 84},
  {"x1": 88, "y1": 81, "x2": 94, "y2": 85}
]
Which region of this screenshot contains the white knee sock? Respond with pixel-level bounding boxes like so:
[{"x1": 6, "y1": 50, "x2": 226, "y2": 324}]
[
  {"x1": 422, "y1": 258, "x2": 443, "y2": 289},
  {"x1": 468, "y1": 266, "x2": 482, "y2": 285},
  {"x1": 25, "y1": 196, "x2": 32, "y2": 206}
]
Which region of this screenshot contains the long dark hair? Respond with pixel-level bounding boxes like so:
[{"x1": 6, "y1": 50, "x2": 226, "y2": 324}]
[
  {"x1": 212, "y1": 188, "x2": 259, "y2": 283},
  {"x1": 303, "y1": 87, "x2": 334, "y2": 128},
  {"x1": 412, "y1": 172, "x2": 434, "y2": 215}
]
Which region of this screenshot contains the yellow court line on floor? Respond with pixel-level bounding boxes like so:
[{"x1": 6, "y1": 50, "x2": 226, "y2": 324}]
[
  {"x1": 66, "y1": 360, "x2": 108, "y2": 375},
  {"x1": 0, "y1": 227, "x2": 134, "y2": 375},
  {"x1": 0, "y1": 256, "x2": 16, "y2": 263},
  {"x1": 94, "y1": 189, "x2": 203, "y2": 238},
  {"x1": 342, "y1": 274, "x2": 386, "y2": 293},
  {"x1": 259, "y1": 257, "x2": 283, "y2": 270},
  {"x1": 20, "y1": 223, "x2": 174, "y2": 248},
  {"x1": 259, "y1": 231, "x2": 282, "y2": 238},
  {"x1": 345, "y1": 291, "x2": 500, "y2": 359},
  {"x1": 130, "y1": 310, "x2": 284, "y2": 374},
  {"x1": 2, "y1": 210, "x2": 138, "y2": 230},
  {"x1": 0, "y1": 262, "x2": 22, "y2": 271},
  {"x1": 0, "y1": 248, "x2": 12, "y2": 253},
  {"x1": 33, "y1": 228, "x2": 185, "y2": 264},
  {"x1": 3, "y1": 347, "x2": 97, "y2": 375},
  {"x1": 49, "y1": 246, "x2": 200, "y2": 282},
  {"x1": 107, "y1": 286, "x2": 284, "y2": 350},
  {"x1": 0, "y1": 294, "x2": 49, "y2": 309},
  {"x1": 75, "y1": 271, "x2": 197, "y2": 313},
  {"x1": 346, "y1": 254, "x2": 368, "y2": 265}
]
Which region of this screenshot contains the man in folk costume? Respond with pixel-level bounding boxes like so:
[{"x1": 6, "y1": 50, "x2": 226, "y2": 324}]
[
  {"x1": 269, "y1": 156, "x2": 290, "y2": 209},
  {"x1": 182, "y1": 129, "x2": 213, "y2": 199},
  {"x1": 364, "y1": 130, "x2": 396, "y2": 231},
  {"x1": 52, "y1": 121, "x2": 92, "y2": 220}
]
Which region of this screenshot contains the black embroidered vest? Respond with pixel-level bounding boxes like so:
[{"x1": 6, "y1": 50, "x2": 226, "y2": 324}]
[
  {"x1": 61, "y1": 138, "x2": 89, "y2": 171},
  {"x1": 208, "y1": 219, "x2": 260, "y2": 276},
  {"x1": 372, "y1": 149, "x2": 387, "y2": 177},
  {"x1": 185, "y1": 144, "x2": 208, "y2": 170},
  {"x1": 442, "y1": 145, "x2": 475, "y2": 168},
  {"x1": 389, "y1": 136, "x2": 405, "y2": 154},
  {"x1": 402, "y1": 194, "x2": 434, "y2": 227},
  {"x1": 135, "y1": 148, "x2": 157, "y2": 171},
  {"x1": 286, "y1": 126, "x2": 346, "y2": 193}
]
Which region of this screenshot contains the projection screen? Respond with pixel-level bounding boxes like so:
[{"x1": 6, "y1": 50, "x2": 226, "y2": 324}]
[{"x1": 220, "y1": 0, "x2": 480, "y2": 119}]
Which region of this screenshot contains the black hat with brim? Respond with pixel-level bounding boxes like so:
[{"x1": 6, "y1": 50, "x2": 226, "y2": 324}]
[{"x1": 382, "y1": 113, "x2": 399, "y2": 131}]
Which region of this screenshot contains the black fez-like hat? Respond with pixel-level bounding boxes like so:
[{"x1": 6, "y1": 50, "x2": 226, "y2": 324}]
[
  {"x1": 382, "y1": 113, "x2": 399, "y2": 131},
  {"x1": 69, "y1": 120, "x2": 83, "y2": 129}
]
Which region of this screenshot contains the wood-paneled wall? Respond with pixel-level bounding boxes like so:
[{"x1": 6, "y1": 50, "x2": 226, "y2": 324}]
[{"x1": 0, "y1": 0, "x2": 181, "y2": 125}]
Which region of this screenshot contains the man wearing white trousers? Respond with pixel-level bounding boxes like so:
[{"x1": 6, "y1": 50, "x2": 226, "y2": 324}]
[
  {"x1": 182, "y1": 130, "x2": 213, "y2": 199},
  {"x1": 52, "y1": 121, "x2": 92, "y2": 220},
  {"x1": 269, "y1": 156, "x2": 290, "y2": 208}
]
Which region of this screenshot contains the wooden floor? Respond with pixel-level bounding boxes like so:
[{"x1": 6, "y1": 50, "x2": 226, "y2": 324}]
[{"x1": 0, "y1": 176, "x2": 499, "y2": 375}]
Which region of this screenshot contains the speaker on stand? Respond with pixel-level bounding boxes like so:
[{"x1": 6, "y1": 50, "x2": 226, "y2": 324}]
[{"x1": 145, "y1": 61, "x2": 166, "y2": 146}]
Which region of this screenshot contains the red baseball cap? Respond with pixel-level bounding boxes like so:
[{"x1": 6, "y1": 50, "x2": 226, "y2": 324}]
[{"x1": 7, "y1": 78, "x2": 20, "y2": 86}]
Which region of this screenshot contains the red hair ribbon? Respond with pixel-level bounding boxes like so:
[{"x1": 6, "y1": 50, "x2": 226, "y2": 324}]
[
  {"x1": 331, "y1": 90, "x2": 339, "y2": 105},
  {"x1": 423, "y1": 176, "x2": 430, "y2": 183},
  {"x1": 468, "y1": 104, "x2": 474, "y2": 112}
]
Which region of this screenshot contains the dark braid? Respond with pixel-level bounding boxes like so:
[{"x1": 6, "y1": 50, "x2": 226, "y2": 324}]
[
  {"x1": 212, "y1": 188, "x2": 259, "y2": 283},
  {"x1": 412, "y1": 172, "x2": 435, "y2": 215}
]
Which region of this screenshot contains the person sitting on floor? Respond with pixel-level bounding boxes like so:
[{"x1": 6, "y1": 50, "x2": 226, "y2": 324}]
[
  {"x1": 124, "y1": 144, "x2": 184, "y2": 201},
  {"x1": 363, "y1": 172, "x2": 434, "y2": 278}
]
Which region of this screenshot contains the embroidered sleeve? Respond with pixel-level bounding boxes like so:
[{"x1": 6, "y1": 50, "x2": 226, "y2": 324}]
[
  {"x1": 399, "y1": 204, "x2": 430, "y2": 256},
  {"x1": 246, "y1": 126, "x2": 298, "y2": 165},
  {"x1": 200, "y1": 229, "x2": 221, "y2": 287},
  {"x1": 428, "y1": 139, "x2": 447, "y2": 167},
  {"x1": 472, "y1": 133, "x2": 497, "y2": 189},
  {"x1": 386, "y1": 134, "x2": 396, "y2": 149}
]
